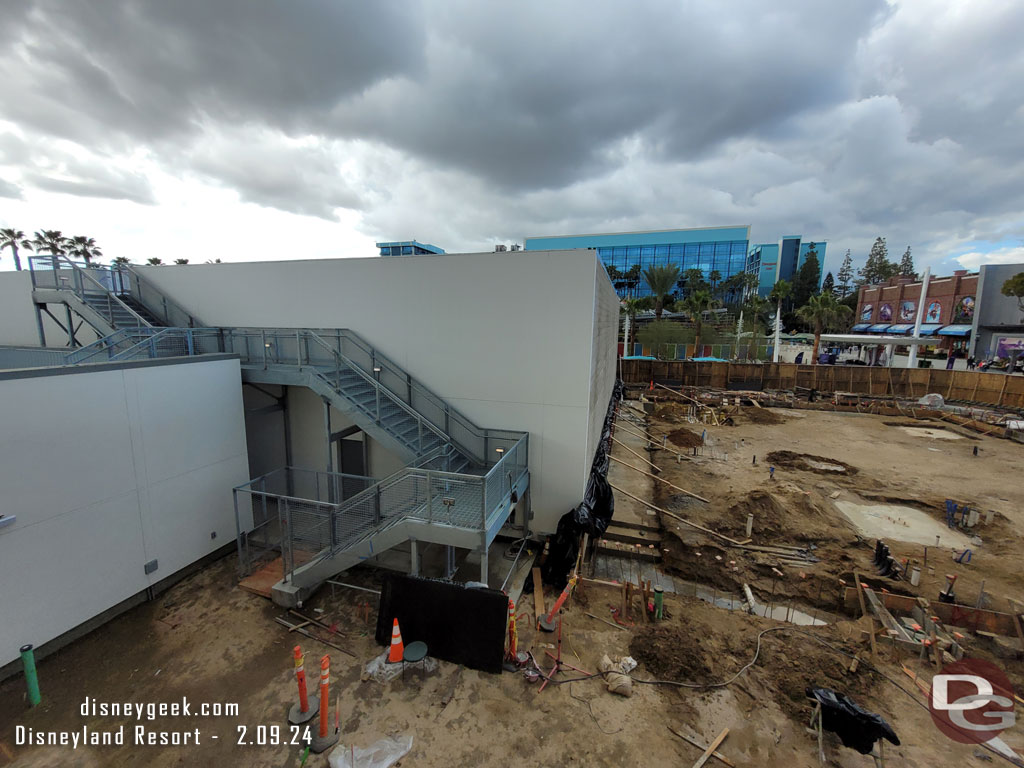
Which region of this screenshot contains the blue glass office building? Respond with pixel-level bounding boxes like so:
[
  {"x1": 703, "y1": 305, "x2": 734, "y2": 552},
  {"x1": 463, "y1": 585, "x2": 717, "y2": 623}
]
[
  {"x1": 524, "y1": 226, "x2": 751, "y2": 298},
  {"x1": 377, "y1": 240, "x2": 445, "y2": 256},
  {"x1": 746, "y1": 237, "x2": 827, "y2": 297}
]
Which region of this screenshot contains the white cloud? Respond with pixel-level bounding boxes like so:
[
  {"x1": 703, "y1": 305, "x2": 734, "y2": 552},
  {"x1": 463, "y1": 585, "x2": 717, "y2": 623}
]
[{"x1": 955, "y1": 246, "x2": 1024, "y2": 271}]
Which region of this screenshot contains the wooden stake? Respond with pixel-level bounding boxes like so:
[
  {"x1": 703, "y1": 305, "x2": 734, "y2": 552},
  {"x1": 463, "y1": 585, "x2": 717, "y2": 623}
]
[
  {"x1": 532, "y1": 567, "x2": 546, "y2": 627},
  {"x1": 669, "y1": 728, "x2": 735, "y2": 767},
  {"x1": 692, "y1": 729, "x2": 730, "y2": 768},
  {"x1": 609, "y1": 454, "x2": 710, "y2": 503},
  {"x1": 608, "y1": 481, "x2": 739, "y2": 544},
  {"x1": 610, "y1": 435, "x2": 661, "y2": 472}
]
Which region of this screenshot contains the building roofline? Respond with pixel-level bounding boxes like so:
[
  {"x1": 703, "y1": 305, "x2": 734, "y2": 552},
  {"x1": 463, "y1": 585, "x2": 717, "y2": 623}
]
[{"x1": 524, "y1": 224, "x2": 751, "y2": 241}]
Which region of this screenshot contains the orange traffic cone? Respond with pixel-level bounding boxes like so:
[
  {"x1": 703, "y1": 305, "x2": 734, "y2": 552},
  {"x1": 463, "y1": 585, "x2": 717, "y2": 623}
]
[{"x1": 388, "y1": 618, "x2": 404, "y2": 663}]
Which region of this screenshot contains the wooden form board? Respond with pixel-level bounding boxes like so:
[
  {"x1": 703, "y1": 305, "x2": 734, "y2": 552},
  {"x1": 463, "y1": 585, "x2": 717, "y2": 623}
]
[
  {"x1": 621, "y1": 360, "x2": 1024, "y2": 410},
  {"x1": 843, "y1": 588, "x2": 1019, "y2": 636},
  {"x1": 532, "y1": 567, "x2": 545, "y2": 621}
]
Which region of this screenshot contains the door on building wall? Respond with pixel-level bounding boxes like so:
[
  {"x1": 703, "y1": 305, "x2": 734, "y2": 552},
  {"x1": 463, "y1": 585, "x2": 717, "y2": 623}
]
[{"x1": 332, "y1": 434, "x2": 368, "y2": 500}]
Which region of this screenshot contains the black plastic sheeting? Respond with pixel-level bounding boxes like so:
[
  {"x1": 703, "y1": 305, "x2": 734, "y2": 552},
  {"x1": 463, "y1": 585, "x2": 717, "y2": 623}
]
[
  {"x1": 540, "y1": 380, "x2": 623, "y2": 588},
  {"x1": 375, "y1": 574, "x2": 508, "y2": 673},
  {"x1": 806, "y1": 687, "x2": 900, "y2": 755}
]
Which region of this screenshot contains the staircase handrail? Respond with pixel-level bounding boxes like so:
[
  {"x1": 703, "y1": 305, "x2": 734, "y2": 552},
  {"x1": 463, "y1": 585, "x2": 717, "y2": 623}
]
[
  {"x1": 29, "y1": 255, "x2": 153, "y2": 329},
  {"x1": 303, "y1": 330, "x2": 456, "y2": 452},
  {"x1": 118, "y1": 264, "x2": 203, "y2": 328}
]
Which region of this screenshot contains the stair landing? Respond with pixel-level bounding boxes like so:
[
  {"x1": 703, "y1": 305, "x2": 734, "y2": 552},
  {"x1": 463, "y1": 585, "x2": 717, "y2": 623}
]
[{"x1": 239, "y1": 552, "x2": 315, "y2": 598}]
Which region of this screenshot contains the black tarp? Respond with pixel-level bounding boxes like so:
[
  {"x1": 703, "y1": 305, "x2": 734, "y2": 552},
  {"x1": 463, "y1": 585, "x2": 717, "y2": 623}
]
[
  {"x1": 375, "y1": 574, "x2": 508, "y2": 673},
  {"x1": 807, "y1": 687, "x2": 900, "y2": 755},
  {"x1": 540, "y1": 380, "x2": 623, "y2": 588}
]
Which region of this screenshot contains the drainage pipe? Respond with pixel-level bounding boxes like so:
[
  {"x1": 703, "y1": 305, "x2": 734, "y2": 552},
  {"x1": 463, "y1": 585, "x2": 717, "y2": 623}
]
[{"x1": 20, "y1": 644, "x2": 41, "y2": 707}]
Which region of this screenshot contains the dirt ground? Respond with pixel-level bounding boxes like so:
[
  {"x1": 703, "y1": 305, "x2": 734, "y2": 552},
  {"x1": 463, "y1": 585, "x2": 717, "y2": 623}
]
[{"x1": 3, "y1": 400, "x2": 1024, "y2": 767}]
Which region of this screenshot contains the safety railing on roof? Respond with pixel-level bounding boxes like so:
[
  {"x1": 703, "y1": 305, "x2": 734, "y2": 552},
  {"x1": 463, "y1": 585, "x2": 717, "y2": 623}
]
[{"x1": 28, "y1": 255, "x2": 153, "y2": 330}]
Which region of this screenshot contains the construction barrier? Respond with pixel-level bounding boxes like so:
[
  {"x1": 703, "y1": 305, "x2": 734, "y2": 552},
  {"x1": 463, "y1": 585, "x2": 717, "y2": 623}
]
[{"x1": 620, "y1": 360, "x2": 1024, "y2": 410}]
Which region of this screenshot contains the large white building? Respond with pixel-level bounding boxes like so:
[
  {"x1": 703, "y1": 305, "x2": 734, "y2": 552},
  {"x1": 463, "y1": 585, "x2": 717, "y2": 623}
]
[{"x1": 0, "y1": 249, "x2": 618, "y2": 668}]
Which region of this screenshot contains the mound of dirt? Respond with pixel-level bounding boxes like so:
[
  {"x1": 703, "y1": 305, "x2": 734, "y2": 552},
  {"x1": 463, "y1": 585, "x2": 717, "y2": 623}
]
[
  {"x1": 666, "y1": 427, "x2": 703, "y2": 448},
  {"x1": 737, "y1": 406, "x2": 785, "y2": 425},
  {"x1": 629, "y1": 623, "x2": 715, "y2": 684},
  {"x1": 766, "y1": 450, "x2": 858, "y2": 475}
]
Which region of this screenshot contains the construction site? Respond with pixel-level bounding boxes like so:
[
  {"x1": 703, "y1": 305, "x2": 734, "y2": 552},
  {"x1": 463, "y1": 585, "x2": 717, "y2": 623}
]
[{"x1": 2, "y1": 255, "x2": 1024, "y2": 767}]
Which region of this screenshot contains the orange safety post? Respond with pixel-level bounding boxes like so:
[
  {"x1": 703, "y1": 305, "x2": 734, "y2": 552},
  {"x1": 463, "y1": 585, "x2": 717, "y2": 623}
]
[
  {"x1": 308, "y1": 655, "x2": 338, "y2": 752},
  {"x1": 287, "y1": 645, "x2": 319, "y2": 724},
  {"x1": 318, "y1": 656, "x2": 329, "y2": 740}
]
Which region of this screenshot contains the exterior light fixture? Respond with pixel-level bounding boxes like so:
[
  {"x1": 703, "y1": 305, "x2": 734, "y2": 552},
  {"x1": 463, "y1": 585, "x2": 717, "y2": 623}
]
[
  {"x1": 373, "y1": 366, "x2": 381, "y2": 373},
  {"x1": 495, "y1": 447, "x2": 505, "y2": 455}
]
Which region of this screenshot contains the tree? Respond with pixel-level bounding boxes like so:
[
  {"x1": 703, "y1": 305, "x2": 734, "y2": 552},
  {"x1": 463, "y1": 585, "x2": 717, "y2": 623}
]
[
  {"x1": 174, "y1": 258, "x2": 190, "y2": 265},
  {"x1": 112, "y1": 256, "x2": 131, "y2": 266},
  {"x1": 768, "y1": 279, "x2": 792, "y2": 362},
  {"x1": 636, "y1": 319, "x2": 687, "y2": 360},
  {"x1": 624, "y1": 264, "x2": 642, "y2": 298},
  {"x1": 621, "y1": 297, "x2": 645, "y2": 352},
  {"x1": 708, "y1": 269, "x2": 722, "y2": 295},
  {"x1": 642, "y1": 264, "x2": 682, "y2": 320},
  {"x1": 679, "y1": 289, "x2": 718, "y2": 353},
  {"x1": 1001, "y1": 272, "x2": 1024, "y2": 316},
  {"x1": 836, "y1": 249, "x2": 854, "y2": 297},
  {"x1": 682, "y1": 267, "x2": 708, "y2": 297},
  {"x1": 146, "y1": 257, "x2": 164, "y2": 265},
  {"x1": 796, "y1": 292, "x2": 852, "y2": 364},
  {"x1": 604, "y1": 264, "x2": 621, "y2": 288},
  {"x1": 0, "y1": 228, "x2": 33, "y2": 271},
  {"x1": 858, "y1": 237, "x2": 898, "y2": 285},
  {"x1": 898, "y1": 246, "x2": 915, "y2": 278},
  {"x1": 821, "y1": 272, "x2": 835, "y2": 296},
  {"x1": 791, "y1": 245, "x2": 822, "y2": 308},
  {"x1": 66, "y1": 235, "x2": 103, "y2": 266},
  {"x1": 31, "y1": 229, "x2": 66, "y2": 256}
]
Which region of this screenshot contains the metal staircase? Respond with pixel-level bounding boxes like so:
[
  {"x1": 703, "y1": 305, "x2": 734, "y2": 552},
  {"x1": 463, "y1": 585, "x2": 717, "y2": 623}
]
[{"x1": 31, "y1": 259, "x2": 529, "y2": 605}]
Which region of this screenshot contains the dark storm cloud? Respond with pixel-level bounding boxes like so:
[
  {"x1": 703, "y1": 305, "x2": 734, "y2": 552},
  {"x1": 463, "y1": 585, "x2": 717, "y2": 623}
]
[{"x1": 1, "y1": 0, "x2": 1023, "y2": 269}]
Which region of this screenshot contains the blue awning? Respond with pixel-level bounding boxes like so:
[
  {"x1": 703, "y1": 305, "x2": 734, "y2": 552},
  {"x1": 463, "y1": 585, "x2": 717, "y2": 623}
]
[
  {"x1": 867, "y1": 324, "x2": 891, "y2": 332},
  {"x1": 886, "y1": 323, "x2": 915, "y2": 334},
  {"x1": 851, "y1": 323, "x2": 871, "y2": 332},
  {"x1": 917, "y1": 324, "x2": 943, "y2": 336},
  {"x1": 938, "y1": 324, "x2": 973, "y2": 337}
]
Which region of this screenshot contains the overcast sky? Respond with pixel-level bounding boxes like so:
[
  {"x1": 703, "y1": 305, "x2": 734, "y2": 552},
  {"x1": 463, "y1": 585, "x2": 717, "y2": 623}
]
[{"x1": 1, "y1": 0, "x2": 1023, "y2": 278}]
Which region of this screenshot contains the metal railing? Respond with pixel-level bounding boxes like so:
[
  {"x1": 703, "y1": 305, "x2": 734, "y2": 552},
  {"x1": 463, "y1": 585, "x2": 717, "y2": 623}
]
[
  {"x1": 28, "y1": 255, "x2": 152, "y2": 330},
  {"x1": 115, "y1": 265, "x2": 202, "y2": 328},
  {"x1": 0, "y1": 346, "x2": 70, "y2": 370},
  {"x1": 27, "y1": 255, "x2": 203, "y2": 329},
  {"x1": 233, "y1": 467, "x2": 378, "y2": 576},
  {"x1": 307, "y1": 329, "x2": 523, "y2": 466}
]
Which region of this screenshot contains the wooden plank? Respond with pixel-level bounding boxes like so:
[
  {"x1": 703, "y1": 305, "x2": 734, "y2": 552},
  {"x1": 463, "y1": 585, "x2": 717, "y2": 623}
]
[
  {"x1": 610, "y1": 435, "x2": 660, "y2": 472},
  {"x1": 854, "y1": 572, "x2": 877, "y2": 661},
  {"x1": 692, "y1": 729, "x2": 730, "y2": 768},
  {"x1": 532, "y1": 567, "x2": 546, "y2": 623},
  {"x1": 608, "y1": 481, "x2": 741, "y2": 545},
  {"x1": 669, "y1": 728, "x2": 735, "y2": 768},
  {"x1": 610, "y1": 454, "x2": 711, "y2": 503},
  {"x1": 1007, "y1": 598, "x2": 1024, "y2": 655},
  {"x1": 843, "y1": 588, "x2": 1019, "y2": 636}
]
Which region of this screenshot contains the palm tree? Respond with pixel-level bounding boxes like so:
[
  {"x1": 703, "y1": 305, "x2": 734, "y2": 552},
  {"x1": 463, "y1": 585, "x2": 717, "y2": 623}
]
[
  {"x1": 0, "y1": 228, "x2": 33, "y2": 271},
  {"x1": 624, "y1": 264, "x2": 642, "y2": 298},
  {"x1": 768, "y1": 279, "x2": 792, "y2": 363},
  {"x1": 174, "y1": 258, "x2": 189, "y2": 265},
  {"x1": 642, "y1": 264, "x2": 682, "y2": 320},
  {"x1": 682, "y1": 267, "x2": 707, "y2": 297},
  {"x1": 112, "y1": 256, "x2": 131, "y2": 266},
  {"x1": 708, "y1": 270, "x2": 722, "y2": 295},
  {"x1": 796, "y1": 293, "x2": 853, "y2": 364},
  {"x1": 146, "y1": 257, "x2": 163, "y2": 265},
  {"x1": 680, "y1": 289, "x2": 718, "y2": 354},
  {"x1": 621, "y1": 297, "x2": 643, "y2": 353},
  {"x1": 31, "y1": 229, "x2": 66, "y2": 256},
  {"x1": 66, "y1": 235, "x2": 103, "y2": 266}
]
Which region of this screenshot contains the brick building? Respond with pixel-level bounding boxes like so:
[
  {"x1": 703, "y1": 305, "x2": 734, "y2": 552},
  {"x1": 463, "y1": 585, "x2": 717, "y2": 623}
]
[{"x1": 854, "y1": 270, "x2": 978, "y2": 351}]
